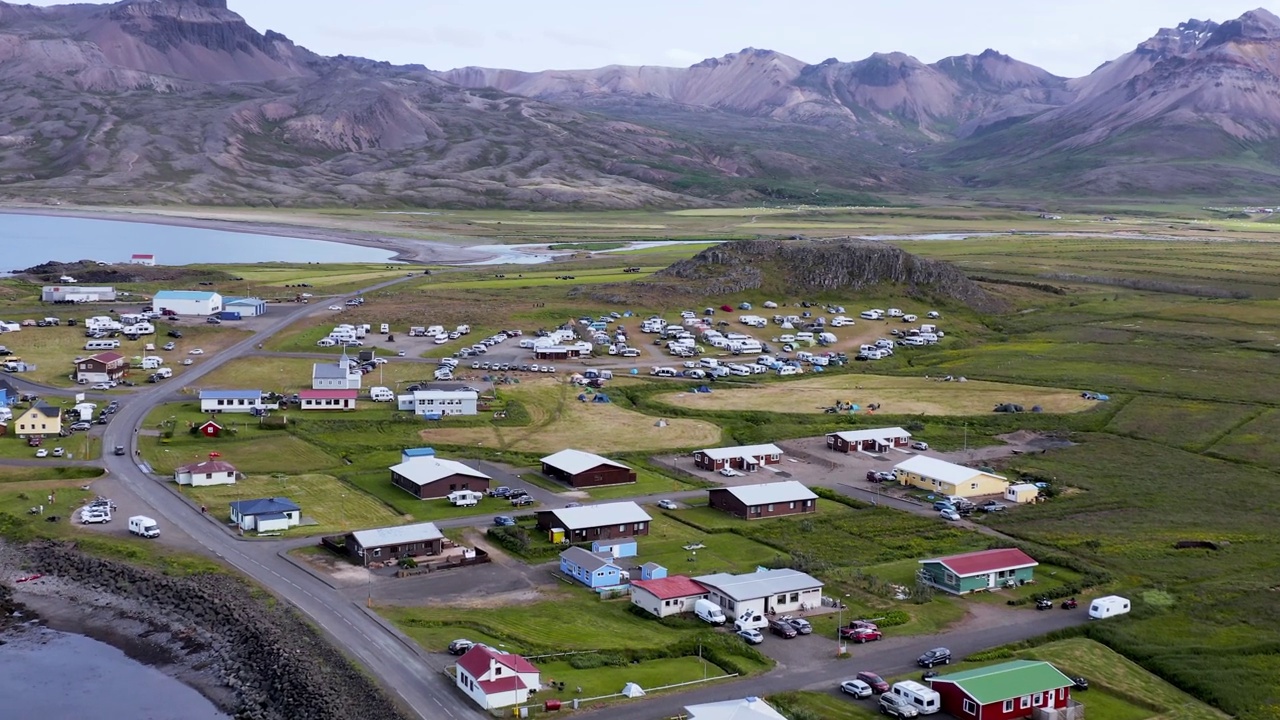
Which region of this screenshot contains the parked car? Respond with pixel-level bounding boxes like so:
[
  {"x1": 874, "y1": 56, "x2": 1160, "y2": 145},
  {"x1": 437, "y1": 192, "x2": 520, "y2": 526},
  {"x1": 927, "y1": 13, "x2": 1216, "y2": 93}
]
[
  {"x1": 188, "y1": 348, "x2": 204, "y2": 355},
  {"x1": 785, "y1": 617, "x2": 812, "y2": 634},
  {"x1": 162, "y1": 342, "x2": 176, "y2": 350},
  {"x1": 842, "y1": 626, "x2": 882, "y2": 643},
  {"x1": 769, "y1": 620, "x2": 797, "y2": 638},
  {"x1": 879, "y1": 693, "x2": 920, "y2": 718},
  {"x1": 69, "y1": 422, "x2": 92, "y2": 432},
  {"x1": 511, "y1": 496, "x2": 534, "y2": 507},
  {"x1": 1072, "y1": 677, "x2": 1090, "y2": 691},
  {"x1": 91, "y1": 383, "x2": 112, "y2": 390},
  {"x1": 848, "y1": 619, "x2": 879, "y2": 631},
  {"x1": 167, "y1": 330, "x2": 182, "y2": 338},
  {"x1": 980, "y1": 501, "x2": 1008, "y2": 512},
  {"x1": 81, "y1": 510, "x2": 110, "y2": 524},
  {"x1": 856, "y1": 671, "x2": 890, "y2": 694},
  {"x1": 493, "y1": 516, "x2": 516, "y2": 527},
  {"x1": 719, "y1": 467, "x2": 743, "y2": 477},
  {"x1": 34, "y1": 449, "x2": 48, "y2": 458},
  {"x1": 736, "y1": 628, "x2": 764, "y2": 645},
  {"x1": 52, "y1": 447, "x2": 64, "y2": 457},
  {"x1": 489, "y1": 487, "x2": 512, "y2": 498},
  {"x1": 917, "y1": 648, "x2": 952, "y2": 668},
  {"x1": 840, "y1": 679, "x2": 874, "y2": 698},
  {"x1": 940, "y1": 508, "x2": 961, "y2": 521},
  {"x1": 932, "y1": 500, "x2": 955, "y2": 512},
  {"x1": 657, "y1": 499, "x2": 679, "y2": 510},
  {"x1": 910, "y1": 441, "x2": 929, "y2": 451},
  {"x1": 508, "y1": 488, "x2": 529, "y2": 499},
  {"x1": 447, "y1": 639, "x2": 476, "y2": 655}
]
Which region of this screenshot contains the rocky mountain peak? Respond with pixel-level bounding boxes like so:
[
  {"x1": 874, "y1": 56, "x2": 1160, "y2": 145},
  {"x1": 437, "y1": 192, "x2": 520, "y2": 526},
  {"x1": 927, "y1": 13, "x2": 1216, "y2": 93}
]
[{"x1": 1203, "y1": 8, "x2": 1280, "y2": 47}]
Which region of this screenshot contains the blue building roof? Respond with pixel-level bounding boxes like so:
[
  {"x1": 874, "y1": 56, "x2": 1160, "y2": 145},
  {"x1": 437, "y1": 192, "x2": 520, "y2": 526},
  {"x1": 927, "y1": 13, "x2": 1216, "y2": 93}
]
[
  {"x1": 403, "y1": 447, "x2": 436, "y2": 457},
  {"x1": 229, "y1": 497, "x2": 300, "y2": 516},
  {"x1": 155, "y1": 290, "x2": 219, "y2": 301},
  {"x1": 199, "y1": 390, "x2": 262, "y2": 400}
]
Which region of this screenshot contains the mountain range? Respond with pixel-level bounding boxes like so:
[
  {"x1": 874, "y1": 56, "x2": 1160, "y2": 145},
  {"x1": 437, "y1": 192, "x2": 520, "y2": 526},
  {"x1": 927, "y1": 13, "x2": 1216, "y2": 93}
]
[{"x1": 2, "y1": 0, "x2": 1280, "y2": 208}]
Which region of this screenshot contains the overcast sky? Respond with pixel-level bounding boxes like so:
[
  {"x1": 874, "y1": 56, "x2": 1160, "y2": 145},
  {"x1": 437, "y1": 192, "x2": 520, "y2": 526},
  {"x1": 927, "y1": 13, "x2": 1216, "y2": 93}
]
[{"x1": 26, "y1": 1, "x2": 1280, "y2": 77}]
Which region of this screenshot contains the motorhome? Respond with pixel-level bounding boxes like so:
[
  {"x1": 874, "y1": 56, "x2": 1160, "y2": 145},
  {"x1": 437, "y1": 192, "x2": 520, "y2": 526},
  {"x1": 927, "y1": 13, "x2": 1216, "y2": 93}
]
[
  {"x1": 369, "y1": 387, "x2": 395, "y2": 402},
  {"x1": 920, "y1": 324, "x2": 937, "y2": 334},
  {"x1": 408, "y1": 326, "x2": 426, "y2": 337},
  {"x1": 128, "y1": 516, "x2": 160, "y2": 539},
  {"x1": 730, "y1": 339, "x2": 762, "y2": 355},
  {"x1": 456, "y1": 324, "x2": 471, "y2": 335},
  {"x1": 426, "y1": 325, "x2": 444, "y2": 337}
]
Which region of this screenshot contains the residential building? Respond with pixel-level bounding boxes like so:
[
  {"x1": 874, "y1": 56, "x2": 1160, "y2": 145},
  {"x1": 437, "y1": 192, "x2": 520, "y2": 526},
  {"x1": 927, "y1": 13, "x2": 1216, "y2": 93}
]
[
  {"x1": 174, "y1": 460, "x2": 238, "y2": 487},
  {"x1": 74, "y1": 352, "x2": 127, "y2": 385},
  {"x1": 707, "y1": 481, "x2": 817, "y2": 520},
  {"x1": 630, "y1": 576, "x2": 709, "y2": 618},
  {"x1": 918, "y1": 548, "x2": 1039, "y2": 595},
  {"x1": 535, "y1": 502, "x2": 652, "y2": 541},
  {"x1": 14, "y1": 404, "x2": 61, "y2": 437},
  {"x1": 129, "y1": 253, "x2": 156, "y2": 266},
  {"x1": 928, "y1": 660, "x2": 1077, "y2": 720},
  {"x1": 694, "y1": 568, "x2": 824, "y2": 619},
  {"x1": 223, "y1": 297, "x2": 267, "y2": 317},
  {"x1": 558, "y1": 546, "x2": 623, "y2": 589},
  {"x1": 312, "y1": 359, "x2": 362, "y2": 391},
  {"x1": 389, "y1": 457, "x2": 491, "y2": 499},
  {"x1": 298, "y1": 389, "x2": 358, "y2": 411},
  {"x1": 684, "y1": 696, "x2": 788, "y2": 720},
  {"x1": 894, "y1": 455, "x2": 1009, "y2": 498},
  {"x1": 42, "y1": 285, "x2": 115, "y2": 303},
  {"x1": 1004, "y1": 484, "x2": 1041, "y2": 504},
  {"x1": 345, "y1": 521, "x2": 444, "y2": 566},
  {"x1": 826, "y1": 426, "x2": 912, "y2": 453},
  {"x1": 228, "y1": 497, "x2": 301, "y2": 532},
  {"x1": 693, "y1": 443, "x2": 784, "y2": 472},
  {"x1": 199, "y1": 390, "x2": 270, "y2": 414},
  {"x1": 153, "y1": 290, "x2": 223, "y2": 316},
  {"x1": 395, "y1": 389, "x2": 478, "y2": 417},
  {"x1": 455, "y1": 645, "x2": 540, "y2": 711},
  {"x1": 540, "y1": 449, "x2": 635, "y2": 488}
]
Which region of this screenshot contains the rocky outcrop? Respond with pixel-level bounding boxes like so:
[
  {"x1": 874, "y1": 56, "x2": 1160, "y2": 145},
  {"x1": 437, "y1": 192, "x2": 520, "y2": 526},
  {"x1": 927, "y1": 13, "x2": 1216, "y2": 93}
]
[
  {"x1": 585, "y1": 238, "x2": 1005, "y2": 312},
  {"x1": 7, "y1": 540, "x2": 409, "y2": 720}
]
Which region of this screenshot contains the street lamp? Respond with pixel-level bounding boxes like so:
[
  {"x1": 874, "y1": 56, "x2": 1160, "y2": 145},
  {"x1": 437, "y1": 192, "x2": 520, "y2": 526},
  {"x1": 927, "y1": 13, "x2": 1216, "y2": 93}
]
[{"x1": 836, "y1": 593, "x2": 850, "y2": 655}]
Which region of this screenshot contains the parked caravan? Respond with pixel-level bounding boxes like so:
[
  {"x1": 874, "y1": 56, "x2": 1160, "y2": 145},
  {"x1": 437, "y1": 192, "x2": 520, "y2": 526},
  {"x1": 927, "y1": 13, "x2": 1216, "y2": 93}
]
[
  {"x1": 1089, "y1": 595, "x2": 1131, "y2": 619},
  {"x1": 128, "y1": 516, "x2": 160, "y2": 539},
  {"x1": 887, "y1": 308, "x2": 904, "y2": 317},
  {"x1": 448, "y1": 490, "x2": 484, "y2": 507},
  {"x1": 85, "y1": 340, "x2": 121, "y2": 350},
  {"x1": 860, "y1": 309, "x2": 884, "y2": 320},
  {"x1": 818, "y1": 332, "x2": 838, "y2": 345},
  {"x1": 369, "y1": 387, "x2": 395, "y2": 402},
  {"x1": 733, "y1": 609, "x2": 768, "y2": 632},
  {"x1": 694, "y1": 599, "x2": 726, "y2": 625},
  {"x1": 380, "y1": 324, "x2": 390, "y2": 334},
  {"x1": 154, "y1": 367, "x2": 172, "y2": 379},
  {"x1": 891, "y1": 682, "x2": 940, "y2": 715}
]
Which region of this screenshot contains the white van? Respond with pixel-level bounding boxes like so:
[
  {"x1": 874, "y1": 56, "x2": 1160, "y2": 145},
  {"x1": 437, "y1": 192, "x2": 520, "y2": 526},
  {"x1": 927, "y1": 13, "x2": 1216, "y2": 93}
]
[
  {"x1": 369, "y1": 387, "x2": 395, "y2": 402},
  {"x1": 694, "y1": 599, "x2": 726, "y2": 625},
  {"x1": 892, "y1": 681, "x2": 940, "y2": 714},
  {"x1": 128, "y1": 516, "x2": 160, "y2": 539},
  {"x1": 1089, "y1": 595, "x2": 1131, "y2": 619},
  {"x1": 380, "y1": 323, "x2": 390, "y2": 334},
  {"x1": 85, "y1": 340, "x2": 120, "y2": 350},
  {"x1": 155, "y1": 367, "x2": 173, "y2": 379}
]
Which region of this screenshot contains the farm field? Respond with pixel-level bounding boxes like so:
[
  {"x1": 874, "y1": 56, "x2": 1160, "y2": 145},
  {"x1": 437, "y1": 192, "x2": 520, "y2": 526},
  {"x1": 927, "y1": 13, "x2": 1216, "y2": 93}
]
[
  {"x1": 424, "y1": 379, "x2": 723, "y2": 454},
  {"x1": 655, "y1": 374, "x2": 1099, "y2": 416},
  {"x1": 182, "y1": 472, "x2": 401, "y2": 536},
  {"x1": 1105, "y1": 396, "x2": 1259, "y2": 452},
  {"x1": 1202, "y1": 408, "x2": 1280, "y2": 470}
]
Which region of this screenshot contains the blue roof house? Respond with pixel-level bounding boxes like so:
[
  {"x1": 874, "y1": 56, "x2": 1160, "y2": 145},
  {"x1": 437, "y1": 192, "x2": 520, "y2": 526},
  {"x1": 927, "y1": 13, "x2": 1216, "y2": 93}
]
[
  {"x1": 559, "y1": 546, "x2": 623, "y2": 590},
  {"x1": 229, "y1": 497, "x2": 301, "y2": 533}
]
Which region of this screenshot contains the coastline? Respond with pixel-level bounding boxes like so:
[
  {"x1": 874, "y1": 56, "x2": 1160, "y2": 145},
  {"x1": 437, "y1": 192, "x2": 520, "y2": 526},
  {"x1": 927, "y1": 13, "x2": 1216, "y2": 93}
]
[{"x1": 0, "y1": 204, "x2": 497, "y2": 265}]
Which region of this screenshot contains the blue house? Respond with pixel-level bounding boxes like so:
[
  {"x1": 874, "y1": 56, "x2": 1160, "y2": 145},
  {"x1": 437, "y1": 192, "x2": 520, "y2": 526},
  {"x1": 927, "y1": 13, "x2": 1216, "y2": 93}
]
[
  {"x1": 0, "y1": 378, "x2": 15, "y2": 406},
  {"x1": 640, "y1": 562, "x2": 667, "y2": 580},
  {"x1": 401, "y1": 447, "x2": 437, "y2": 463},
  {"x1": 228, "y1": 497, "x2": 301, "y2": 533},
  {"x1": 559, "y1": 546, "x2": 622, "y2": 589},
  {"x1": 592, "y1": 538, "x2": 638, "y2": 559}
]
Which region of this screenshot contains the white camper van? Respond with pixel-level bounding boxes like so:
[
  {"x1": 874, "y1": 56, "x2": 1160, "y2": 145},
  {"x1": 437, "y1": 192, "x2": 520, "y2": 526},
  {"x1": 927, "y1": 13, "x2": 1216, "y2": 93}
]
[
  {"x1": 1089, "y1": 595, "x2": 1131, "y2": 619},
  {"x1": 369, "y1": 387, "x2": 395, "y2": 402},
  {"x1": 892, "y1": 682, "x2": 940, "y2": 714},
  {"x1": 128, "y1": 516, "x2": 160, "y2": 539},
  {"x1": 694, "y1": 599, "x2": 726, "y2": 625}
]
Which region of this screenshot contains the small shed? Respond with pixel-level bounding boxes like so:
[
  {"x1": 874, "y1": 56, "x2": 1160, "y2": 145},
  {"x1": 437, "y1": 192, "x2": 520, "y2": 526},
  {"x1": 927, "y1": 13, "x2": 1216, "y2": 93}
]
[
  {"x1": 199, "y1": 420, "x2": 223, "y2": 438},
  {"x1": 1004, "y1": 484, "x2": 1040, "y2": 504},
  {"x1": 592, "y1": 538, "x2": 638, "y2": 559},
  {"x1": 640, "y1": 562, "x2": 667, "y2": 580}
]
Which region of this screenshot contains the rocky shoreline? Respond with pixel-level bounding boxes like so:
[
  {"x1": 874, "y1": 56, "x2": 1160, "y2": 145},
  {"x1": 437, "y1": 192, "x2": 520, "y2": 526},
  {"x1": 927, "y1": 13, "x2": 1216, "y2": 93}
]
[{"x1": 0, "y1": 540, "x2": 410, "y2": 720}]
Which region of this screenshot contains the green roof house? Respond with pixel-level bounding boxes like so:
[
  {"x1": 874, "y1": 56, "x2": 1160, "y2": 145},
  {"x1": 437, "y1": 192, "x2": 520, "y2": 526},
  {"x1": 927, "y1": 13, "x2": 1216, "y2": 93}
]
[{"x1": 928, "y1": 660, "x2": 1077, "y2": 720}]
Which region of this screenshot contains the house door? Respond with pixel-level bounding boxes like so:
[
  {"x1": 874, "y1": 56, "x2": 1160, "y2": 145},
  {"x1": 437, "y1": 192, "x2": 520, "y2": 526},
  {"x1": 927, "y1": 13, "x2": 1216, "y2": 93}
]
[{"x1": 986, "y1": 573, "x2": 996, "y2": 588}]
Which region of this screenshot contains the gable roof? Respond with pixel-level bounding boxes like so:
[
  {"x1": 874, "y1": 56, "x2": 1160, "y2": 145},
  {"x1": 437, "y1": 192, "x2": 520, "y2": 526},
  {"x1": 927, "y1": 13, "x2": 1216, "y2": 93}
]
[
  {"x1": 894, "y1": 455, "x2": 1006, "y2": 485},
  {"x1": 228, "y1": 497, "x2": 300, "y2": 516},
  {"x1": 176, "y1": 460, "x2": 237, "y2": 475},
  {"x1": 631, "y1": 576, "x2": 708, "y2": 600},
  {"x1": 199, "y1": 390, "x2": 262, "y2": 401},
  {"x1": 25, "y1": 404, "x2": 60, "y2": 419},
  {"x1": 456, "y1": 644, "x2": 539, "y2": 682},
  {"x1": 697, "y1": 443, "x2": 784, "y2": 461},
  {"x1": 922, "y1": 548, "x2": 1039, "y2": 577},
  {"x1": 541, "y1": 448, "x2": 629, "y2": 475},
  {"x1": 542, "y1": 501, "x2": 652, "y2": 530},
  {"x1": 714, "y1": 481, "x2": 816, "y2": 506},
  {"x1": 390, "y1": 457, "x2": 490, "y2": 487},
  {"x1": 86, "y1": 352, "x2": 124, "y2": 364},
  {"x1": 685, "y1": 697, "x2": 788, "y2": 720},
  {"x1": 694, "y1": 568, "x2": 823, "y2": 602},
  {"x1": 154, "y1": 290, "x2": 219, "y2": 301},
  {"x1": 559, "y1": 546, "x2": 619, "y2": 573},
  {"x1": 828, "y1": 426, "x2": 911, "y2": 443},
  {"x1": 299, "y1": 389, "x2": 359, "y2": 400},
  {"x1": 312, "y1": 362, "x2": 354, "y2": 379},
  {"x1": 930, "y1": 660, "x2": 1074, "y2": 704},
  {"x1": 199, "y1": 419, "x2": 223, "y2": 429},
  {"x1": 350, "y1": 521, "x2": 442, "y2": 549}
]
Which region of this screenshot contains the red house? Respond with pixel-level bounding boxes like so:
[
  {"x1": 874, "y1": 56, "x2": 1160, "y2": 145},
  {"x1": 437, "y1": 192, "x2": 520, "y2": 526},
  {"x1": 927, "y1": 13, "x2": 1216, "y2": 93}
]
[
  {"x1": 199, "y1": 420, "x2": 223, "y2": 437},
  {"x1": 929, "y1": 660, "x2": 1077, "y2": 720}
]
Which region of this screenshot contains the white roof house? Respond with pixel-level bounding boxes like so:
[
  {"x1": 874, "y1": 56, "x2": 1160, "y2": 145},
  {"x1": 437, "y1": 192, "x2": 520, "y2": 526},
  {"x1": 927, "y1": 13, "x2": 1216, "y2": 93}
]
[
  {"x1": 540, "y1": 449, "x2": 629, "y2": 475},
  {"x1": 717, "y1": 481, "x2": 817, "y2": 506},
  {"x1": 694, "y1": 568, "x2": 824, "y2": 603},
  {"x1": 389, "y1": 458, "x2": 491, "y2": 488},
  {"x1": 349, "y1": 521, "x2": 443, "y2": 548},
  {"x1": 828, "y1": 427, "x2": 912, "y2": 443},
  {"x1": 542, "y1": 501, "x2": 651, "y2": 530},
  {"x1": 697, "y1": 444, "x2": 784, "y2": 461},
  {"x1": 685, "y1": 697, "x2": 787, "y2": 720},
  {"x1": 894, "y1": 455, "x2": 1004, "y2": 485}
]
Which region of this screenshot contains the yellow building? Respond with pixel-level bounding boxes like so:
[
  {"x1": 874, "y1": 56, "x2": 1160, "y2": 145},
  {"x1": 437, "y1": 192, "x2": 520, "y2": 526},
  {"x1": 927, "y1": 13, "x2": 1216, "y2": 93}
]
[
  {"x1": 14, "y1": 404, "x2": 62, "y2": 437},
  {"x1": 893, "y1": 455, "x2": 1008, "y2": 498}
]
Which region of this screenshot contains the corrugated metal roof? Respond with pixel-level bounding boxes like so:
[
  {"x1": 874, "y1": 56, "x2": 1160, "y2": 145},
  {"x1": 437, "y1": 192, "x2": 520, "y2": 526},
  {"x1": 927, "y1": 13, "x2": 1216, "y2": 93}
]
[
  {"x1": 931, "y1": 660, "x2": 1073, "y2": 704},
  {"x1": 694, "y1": 568, "x2": 823, "y2": 602},
  {"x1": 828, "y1": 426, "x2": 911, "y2": 443},
  {"x1": 312, "y1": 363, "x2": 353, "y2": 379},
  {"x1": 541, "y1": 449, "x2": 629, "y2": 476},
  {"x1": 154, "y1": 290, "x2": 219, "y2": 301},
  {"x1": 541, "y1": 501, "x2": 651, "y2": 530},
  {"x1": 349, "y1": 521, "x2": 443, "y2": 549},
  {"x1": 921, "y1": 548, "x2": 1039, "y2": 577},
  {"x1": 894, "y1": 455, "x2": 1006, "y2": 485},
  {"x1": 697, "y1": 444, "x2": 784, "y2": 461},
  {"x1": 716, "y1": 481, "x2": 816, "y2": 507},
  {"x1": 389, "y1": 458, "x2": 490, "y2": 486}
]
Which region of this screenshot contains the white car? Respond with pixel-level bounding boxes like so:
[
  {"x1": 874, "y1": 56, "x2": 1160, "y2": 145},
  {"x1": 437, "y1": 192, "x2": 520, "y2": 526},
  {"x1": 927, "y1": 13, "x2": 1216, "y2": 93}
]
[
  {"x1": 52, "y1": 448, "x2": 64, "y2": 457},
  {"x1": 188, "y1": 348, "x2": 204, "y2": 355},
  {"x1": 719, "y1": 468, "x2": 743, "y2": 477},
  {"x1": 182, "y1": 359, "x2": 194, "y2": 366},
  {"x1": 840, "y1": 679, "x2": 873, "y2": 698},
  {"x1": 328, "y1": 305, "x2": 342, "y2": 311},
  {"x1": 34, "y1": 449, "x2": 49, "y2": 458},
  {"x1": 373, "y1": 357, "x2": 389, "y2": 365},
  {"x1": 940, "y1": 508, "x2": 961, "y2": 521},
  {"x1": 81, "y1": 511, "x2": 109, "y2": 524},
  {"x1": 91, "y1": 383, "x2": 112, "y2": 390},
  {"x1": 911, "y1": 441, "x2": 929, "y2": 451},
  {"x1": 657, "y1": 499, "x2": 679, "y2": 510}
]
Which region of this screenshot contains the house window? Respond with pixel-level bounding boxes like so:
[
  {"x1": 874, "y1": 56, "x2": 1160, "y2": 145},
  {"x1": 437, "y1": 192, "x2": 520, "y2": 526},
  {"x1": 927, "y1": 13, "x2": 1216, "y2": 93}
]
[
  {"x1": 776, "y1": 594, "x2": 786, "y2": 604},
  {"x1": 1059, "y1": 688, "x2": 1066, "y2": 700},
  {"x1": 767, "y1": 504, "x2": 774, "y2": 511},
  {"x1": 1033, "y1": 693, "x2": 1044, "y2": 707},
  {"x1": 971, "y1": 483, "x2": 979, "y2": 490},
  {"x1": 1020, "y1": 696, "x2": 1031, "y2": 709},
  {"x1": 788, "y1": 502, "x2": 795, "y2": 509},
  {"x1": 618, "y1": 524, "x2": 626, "y2": 532},
  {"x1": 1004, "y1": 700, "x2": 1014, "y2": 712},
  {"x1": 372, "y1": 549, "x2": 381, "y2": 557},
  {"x1": 963, "y1": 700, "x2": 977, "y2": 715},
  {"x1": 789, "y1": 592, "x2": 799, "y2": 603},
  {"x1": 944, "y1": 571, "x2": 957, "y2": 585}
]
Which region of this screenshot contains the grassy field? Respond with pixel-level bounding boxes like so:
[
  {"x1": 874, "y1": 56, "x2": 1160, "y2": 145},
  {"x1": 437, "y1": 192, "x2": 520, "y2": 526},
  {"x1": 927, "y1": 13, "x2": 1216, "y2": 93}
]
[
  {"x1": 533, "y1": 656, "x2": 729, "y2": 702},
  {"x1": 190, "y1": 356, "x2": 428, "y2": 395},
  {"x1": 144, "y1": 430, "x2": 340, "y2": 475},
  {"x1": 182, "y1": 473, "x2": 401, "y2": 536},
  {"x1": 424, "y1": 379, "x2": 723, "y2": 454},
  {"x1": 1104, "y1": 396, "x2": 1259, "y2": 452},
  {"x1": 656, "y1": 374, "x2": 1099, "y2": 416},
  {"x1": 1202, "y1": 408, "x2": 1280, "y2": 470},
  {"x1": 0, "y1": 465, "x2": 104, "y2": 483},
  {"x1": 339, "y1": 467, "x2": 507, "y2": 523},
  {"x1": 0, "y1": 430, "x2": 100, "y2": 461}
]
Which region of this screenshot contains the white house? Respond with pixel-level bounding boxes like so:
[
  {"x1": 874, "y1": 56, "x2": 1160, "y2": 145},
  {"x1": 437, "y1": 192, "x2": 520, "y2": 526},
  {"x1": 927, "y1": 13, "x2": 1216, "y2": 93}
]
[
  {"x1": 455, "y1": 645, "x2": 541, "y2": 710},
  {"x1": 630, "y1": 576, "x2": 710, "y2": 618},
  {"x1": 684, "y1": 697, "x2": 788, "y2": 720},
  {"x1": 312, "y1": 360, "x2": 362, "y2": 390},
  {"x1": 228, "y1": 497, "x2": 301, "y2": 532},
  {"x1": 174, "y1": 460, "x2": 238, "y2": 487},
  {"x1": 153, "y1": 290, "x2": 223, "y2": 316},
  {"x1": 199, "y1": 390, "x2": 270, "y2": 414},
  {"x1": 130, "y1": 253, "x2": 156, "y2": 266},
  {"x1": 694, "y1": 568, "x2": 824, "y2": 620},
  {"x1": 396, "y1": 389, "x2": 478, "y2": 416}
]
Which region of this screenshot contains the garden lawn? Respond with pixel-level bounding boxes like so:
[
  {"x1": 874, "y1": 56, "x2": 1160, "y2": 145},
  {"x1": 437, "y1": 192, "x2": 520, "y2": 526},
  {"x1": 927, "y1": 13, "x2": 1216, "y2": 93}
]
[
  {"x1": 0, "y1": 466, "x2": 104, "y2": 484},
  {"x1": 632, "y1": 514, "x2": 784, "y2": 576},
  {"x1": 535, "y1": 656, "x2": 728, "y2": 702},
  {"x1": 770, "y1": 691, "x2": 876, "y2": 720},
  {"x1": 182, "y1": 473, "x2": 401, "y2": 536},
  {"x1": 190, "y1": 356, "x2": 427, "y2": 395},
  {"x1": 143, "y1": 433, "x2": 339, "y2": 475},
  {"x1": 552, "y1": 468, "x2": 691, "y2": 501},
  {"x1": 0, "y1": 431, "x2": 100, "y2": 461},
  {"x1": 340, "y1": 468, "x2": 506, "y2": 522}
]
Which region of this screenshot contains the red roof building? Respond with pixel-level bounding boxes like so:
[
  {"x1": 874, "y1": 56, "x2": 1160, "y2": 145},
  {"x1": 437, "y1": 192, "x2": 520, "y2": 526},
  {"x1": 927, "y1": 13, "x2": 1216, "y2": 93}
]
[
  {"x1": 455, "y1": 645, "x2": 540, "y2": 710},
  {"x1": 199, "y1": 420, "x2": 223, "y2": 437},
  {"x1": 174, "y1": 459, "x2": 238, "y2": 487},
  {"x1": 919, "y1": 548, "x2": 1039, "y2": 595},
  {"x1": 298, "y1": 388, "x2": 358, "y2": 411},
  {"x1": 630, "y1": 575, "x2": 710, "y2": 618},
  {"x1": 75, "y1": 352, "x2": 128, "y2": 384}
]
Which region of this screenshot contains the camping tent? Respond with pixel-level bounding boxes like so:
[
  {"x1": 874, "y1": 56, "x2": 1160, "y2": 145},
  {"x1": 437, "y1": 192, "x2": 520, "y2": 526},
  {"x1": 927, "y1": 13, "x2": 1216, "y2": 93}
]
[
  {"x1": 693, "y1": 385, "x2": 712, "y2": 394},
  {"x1": 621, "y1": 683, "x2": 645, "y2": 698},
  {"x1": 592, "y1": 394, "x2": 611, "y2": 403}
]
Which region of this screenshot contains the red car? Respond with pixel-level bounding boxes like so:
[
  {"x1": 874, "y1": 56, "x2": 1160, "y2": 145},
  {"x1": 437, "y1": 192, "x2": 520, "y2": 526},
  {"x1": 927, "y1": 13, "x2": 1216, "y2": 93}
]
[
  {"x1": 856, "y1": 671, "x2": 890, "y2": 694},
  {"x1": 841, "y1": 626, "x2": 883, "y2": 643}
]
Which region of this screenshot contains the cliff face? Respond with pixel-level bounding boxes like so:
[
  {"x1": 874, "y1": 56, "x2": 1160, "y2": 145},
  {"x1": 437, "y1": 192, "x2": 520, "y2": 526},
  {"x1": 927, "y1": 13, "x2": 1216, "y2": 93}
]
[{"x1": 587, "y1": 239, "x2": 1004, "y2": 311}]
